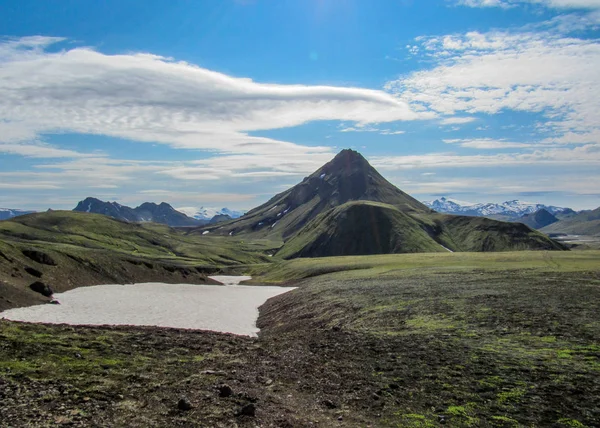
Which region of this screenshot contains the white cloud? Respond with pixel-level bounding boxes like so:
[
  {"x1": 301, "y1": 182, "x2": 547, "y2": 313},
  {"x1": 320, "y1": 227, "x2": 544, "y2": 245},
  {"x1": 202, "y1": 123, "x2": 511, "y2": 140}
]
[
  {"x1": 0, "y1": 141, "x2": 96, "y2": 158},
  {"x1": 456, "y1": 0, "x2": 600, "y2": 9},
  {"x1": 379, "y1": 130, "x2": 406, "y2": 135},
  {"x1": 0, "y1": 36, "x2": 429, "y2": 160},
  {"x1": 386, "y1": 25, "x2": 600, "y2": 145},
  {"x1": 443, "y1": 138, "x2": 535, "y2": 149},
  {"x1": 339, "y1": 125, "x2": 406, "y2": 135},
  {"x1": 0, "y1": 181, "x2": 61, "y2": 189},
  {"x1": 456, "y1": 0, "x2": 513, "y2": 8},
  {"x1": 370, "y1": 144, "x2": 600, "y2": 169},
  {"x1": 440, "y1": 117, "x2": 477, "y2": 125}
]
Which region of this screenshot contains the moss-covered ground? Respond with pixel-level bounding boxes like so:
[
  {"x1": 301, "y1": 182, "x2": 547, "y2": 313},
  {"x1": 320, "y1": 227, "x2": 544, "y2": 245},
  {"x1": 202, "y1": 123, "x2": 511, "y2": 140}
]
[{"x1": 1, "y1": 251, "x2": 598, "y2": 426}]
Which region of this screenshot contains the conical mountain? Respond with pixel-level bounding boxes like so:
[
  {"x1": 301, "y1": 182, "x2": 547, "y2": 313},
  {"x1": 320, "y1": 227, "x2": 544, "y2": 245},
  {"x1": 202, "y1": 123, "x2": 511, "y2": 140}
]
[
  {"x1": 198, "y1": 149, "x2": 431, "y2": 239},
  {"x1": 197, "y1": 149, "x2": 566, "y2": 257}
]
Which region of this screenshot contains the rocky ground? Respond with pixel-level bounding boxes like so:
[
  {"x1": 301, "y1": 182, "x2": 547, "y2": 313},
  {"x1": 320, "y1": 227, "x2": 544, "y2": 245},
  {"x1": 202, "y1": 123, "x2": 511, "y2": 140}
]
[{"x1": 1, "y1": 263, "x2": 599, "y2": 427}]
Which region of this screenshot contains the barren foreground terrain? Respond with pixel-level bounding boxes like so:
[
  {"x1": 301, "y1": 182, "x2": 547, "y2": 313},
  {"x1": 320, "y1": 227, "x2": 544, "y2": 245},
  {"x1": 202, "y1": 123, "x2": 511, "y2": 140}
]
[{"x1": 1, "y1": 252, "x2": 599, "y2": 427}]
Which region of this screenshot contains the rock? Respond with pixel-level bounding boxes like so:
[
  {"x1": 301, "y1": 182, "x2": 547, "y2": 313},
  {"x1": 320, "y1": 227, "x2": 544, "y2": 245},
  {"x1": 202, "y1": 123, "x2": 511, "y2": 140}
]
[
  {"x1": 323, "y1": 399, "x2": 337, "y2": 409},
  {"x1": 29, "y1": 281, "x2": 53, "y2": 297},
  {"x1": 24, "y1": 267, "x2": 43, "y2": 278},
  {"x1": 177, "y1": 397, "x2": 192, "y2": 411},
  {"x1": 239, "y1": 403, "x2": 256, "y2": 417},
  {"x1": 202, "y1": 370, "x2": 226, "y2": 376},
  {"x1": 22, "y1": 249, "x2": 57, "y2": 266},
  {"x1": 50, "y1": 299, "x2": 60, "y2": 305},
  {"x1": 218, "y1": 384, "x2": 233, "y2": 398},
  {"x1": 438, "y1": 415, "x2": 447, "y2": 424}
]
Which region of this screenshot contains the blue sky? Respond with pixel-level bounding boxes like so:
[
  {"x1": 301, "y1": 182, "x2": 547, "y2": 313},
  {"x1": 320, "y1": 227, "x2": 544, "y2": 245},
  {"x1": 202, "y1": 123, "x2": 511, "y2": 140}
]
[{"x1": 1, "y1": 0, "x2": 599, "y2": 211}]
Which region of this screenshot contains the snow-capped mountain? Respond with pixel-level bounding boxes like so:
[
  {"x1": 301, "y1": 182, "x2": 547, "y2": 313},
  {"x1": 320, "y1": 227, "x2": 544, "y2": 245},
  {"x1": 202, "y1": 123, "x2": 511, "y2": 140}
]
[
  {"x1": 176, "y1": 207, "x2": 246, "y2": 221},
  {"x1": 423, "y1": 197, "x2": 572, "y2": 218},
  {"x1": 0, "y1": 208, "x2": 36, "y2": 220}
]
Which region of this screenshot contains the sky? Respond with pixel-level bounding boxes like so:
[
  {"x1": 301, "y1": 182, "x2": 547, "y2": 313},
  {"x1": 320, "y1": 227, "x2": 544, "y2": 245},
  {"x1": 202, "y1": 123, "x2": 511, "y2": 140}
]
[{"x1": 1, "y1": 0, "x2": 599, "y2": 212}]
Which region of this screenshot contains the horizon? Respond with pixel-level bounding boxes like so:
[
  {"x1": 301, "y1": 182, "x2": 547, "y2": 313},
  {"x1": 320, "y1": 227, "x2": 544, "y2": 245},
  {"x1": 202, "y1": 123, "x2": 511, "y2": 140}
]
[{"x1": 1, "y1": 0, "x2": 599, "y2": 212}]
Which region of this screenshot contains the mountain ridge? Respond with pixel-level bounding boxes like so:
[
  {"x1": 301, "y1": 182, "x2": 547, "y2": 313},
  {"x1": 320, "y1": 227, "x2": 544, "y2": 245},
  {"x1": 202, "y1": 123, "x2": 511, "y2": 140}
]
[
  {"x1": 424, "y1": 196, "x2": 574, "y2": 219},
  {"x1": 73, "y1": 197, "x2": 203, "y2": 227},
  {"x1": 194, "y1": 149, "x2": 432, "y2": 240}
]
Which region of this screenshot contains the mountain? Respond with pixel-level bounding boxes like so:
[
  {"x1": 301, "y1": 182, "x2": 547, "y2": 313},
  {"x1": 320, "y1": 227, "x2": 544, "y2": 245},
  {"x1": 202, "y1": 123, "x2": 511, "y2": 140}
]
[
  {"x1": 196, "y1": 149, "x2": 431, "y2": 240},
  {"x1": 424, "y1": 197, "x2": 573, "y2": 219},
  {"x1": 277, "y1": 201, "x2": 449, "y2": 259},
  {"x1": 134, "y1": 202, "x2": 201, "y2": 227},
  {"x1": 73, "y1": 198, "x2": 139, "y2": 222},
  {"x1": 0, "y1": 208, "x2": 36, "y2": 221},
  {"x1": 177, "y1": 207, "x2": 246, "y2": 221},
  {"x1": 195, "y1": 149, "x2": 565, "y2": 257},
  {"x1": 541, "y1": 206, "x2": 600, "y2": 236},
  {"x1": 73, "y1": 197, "x2": 203, "y2": 226},
  {"x1": 209, "y1": 214, "x2": 233, "y2": 224},
  {"x1": 516, "y1": 209, "x2": 559, "y2": 230}
]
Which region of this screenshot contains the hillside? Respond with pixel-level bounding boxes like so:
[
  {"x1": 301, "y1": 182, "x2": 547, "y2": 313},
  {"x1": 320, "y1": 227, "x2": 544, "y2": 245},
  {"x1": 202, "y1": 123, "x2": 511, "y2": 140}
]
[
  {"x1": 277, "y1": 201, "x2": 445, "y2": 258},
  {"x1": 541, "y1": 206, "x2": 600, "y2": 236},
  {"x1": 434, "y1": 214, "x2": 566, "y2": 252},
  {"x1": 194, "y1": 149, "x2": 431, "y2": 240},
  {"x1": 515, "y1": 208, "x2": 559, "y2": 229},
  {"x1": 0, "y1": 211, "x2": 274, "y2": 311},
  {"x1": 278, "y1": 201, "x2": 566, "y2": 258}
]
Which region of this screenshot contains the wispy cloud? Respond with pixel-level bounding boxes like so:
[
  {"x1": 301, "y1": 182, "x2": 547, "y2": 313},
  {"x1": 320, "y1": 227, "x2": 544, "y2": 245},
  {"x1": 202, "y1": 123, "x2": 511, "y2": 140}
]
[
  {"x1": 371, "y1": 144, "x2": 600, "y2": 169},
  {"x1": 456, "y1": 0, "x2": 600, "y2": 9},
  {"x1": 440, "y1": 117, "x2": 477, "y2": 125},
  {"x1": 386, "y1": 19, "x2": 600, "y2": 149},
  {"x1": 0, "y1": 36, "x2": 429, "y2": 161},
  {"x1": 443, "y1": 138, "x2": 535, "y2": 149}
]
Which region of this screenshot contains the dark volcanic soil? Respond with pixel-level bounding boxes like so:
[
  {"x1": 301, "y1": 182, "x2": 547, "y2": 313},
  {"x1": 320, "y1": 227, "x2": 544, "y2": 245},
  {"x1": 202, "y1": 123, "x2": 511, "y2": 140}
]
[{"x1": 1, "y1": 268, "x2": 599, "y2": 427}]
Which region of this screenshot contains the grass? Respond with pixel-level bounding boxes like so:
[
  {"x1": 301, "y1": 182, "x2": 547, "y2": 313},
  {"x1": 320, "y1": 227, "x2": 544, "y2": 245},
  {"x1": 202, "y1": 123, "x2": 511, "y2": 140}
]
[
  {"x1": 0, "y1": 210, "x2": 277, "y2": 266},
  {"x1": 256, "y1": 251, "x2": 600, "y2": 426},
  {"x1": 250, "y1": 250, "x2": 600, "y2": 283}
]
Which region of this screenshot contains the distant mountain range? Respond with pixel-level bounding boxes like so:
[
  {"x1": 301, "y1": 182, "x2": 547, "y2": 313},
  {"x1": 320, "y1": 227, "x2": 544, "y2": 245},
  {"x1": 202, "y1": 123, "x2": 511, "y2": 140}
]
[
  {"x1": 423, "y1": 197, "x2": 576, "y2": 219},
  {"x1": 176, "y1": 207, "x2": 245, "y2": 221},
  {"x1": 0, "y1": 208, "x2": 36, "y2": 221}
]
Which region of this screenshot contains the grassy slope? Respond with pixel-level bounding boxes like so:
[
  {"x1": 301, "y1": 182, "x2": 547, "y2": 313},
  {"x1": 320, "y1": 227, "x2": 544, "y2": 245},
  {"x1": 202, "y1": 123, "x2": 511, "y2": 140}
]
[
  {"x1": 276, "y1": 202, "x2": 566, "y2": 259},
  {"x1": 250, "y1": 250, "x2": 600, "y2": 283},
  {"x1": 257, "y1": 251, "x2": 600, "y2": 427},
  {"x1": 0, "y1": 211, "x2": 274, "y2": 310},
  {"x1": 433, "y1": 214, "x2": 566, "y2": 251},
  {"x1": 1, "y1": 211, "x2": 275, "y2": 264},
  {"x1": 276, "y1": 201, "x2": 445, "y2": 259},
  {"x1": 541, "y1": 207, "x2": 600, "y2": 236}
]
